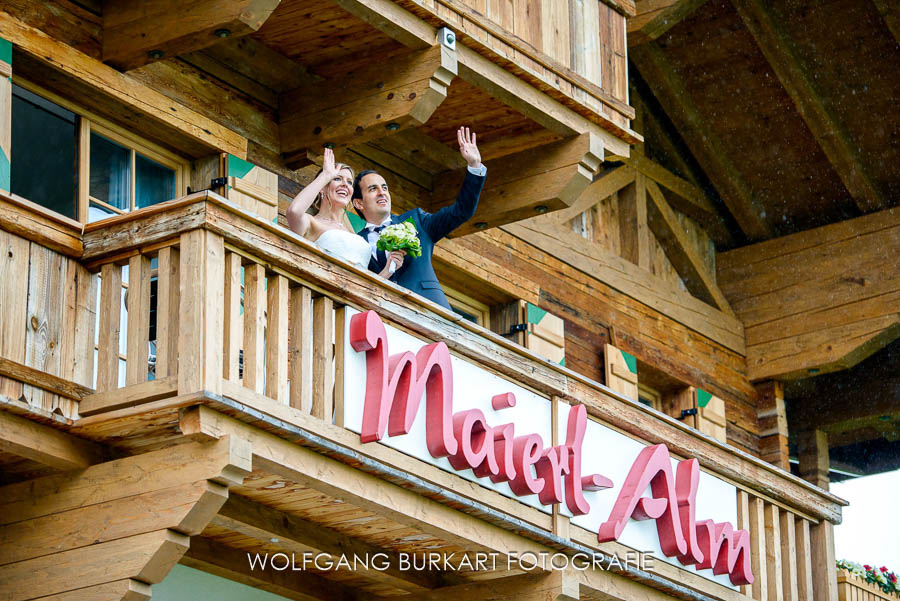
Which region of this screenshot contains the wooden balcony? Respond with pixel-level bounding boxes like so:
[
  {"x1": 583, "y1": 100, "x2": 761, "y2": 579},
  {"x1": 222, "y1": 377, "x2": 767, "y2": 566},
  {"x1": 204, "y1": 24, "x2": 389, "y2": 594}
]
[
  {"x1": 838, "y1": 570, "x2": 900, "y2": 601},
  {"x1": 0, "y1": 189, "x2": 846, "y2": 601}
]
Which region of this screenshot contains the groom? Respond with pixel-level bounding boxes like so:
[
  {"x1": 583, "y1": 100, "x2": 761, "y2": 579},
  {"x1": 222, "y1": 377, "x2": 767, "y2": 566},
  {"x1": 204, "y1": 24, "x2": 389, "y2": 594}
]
[{"x1": 352, "y1": 127, "x2": 485, "y2": 309}]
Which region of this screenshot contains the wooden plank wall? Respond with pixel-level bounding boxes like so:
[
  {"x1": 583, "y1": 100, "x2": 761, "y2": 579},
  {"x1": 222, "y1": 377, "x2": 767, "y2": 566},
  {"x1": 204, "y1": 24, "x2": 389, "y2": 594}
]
[
  {"x1": 0, "y1": 229, "x2": 95, "y2": 419},
  {"x1": 463, "y1": 0, "x2": 628, "y2": 101}
]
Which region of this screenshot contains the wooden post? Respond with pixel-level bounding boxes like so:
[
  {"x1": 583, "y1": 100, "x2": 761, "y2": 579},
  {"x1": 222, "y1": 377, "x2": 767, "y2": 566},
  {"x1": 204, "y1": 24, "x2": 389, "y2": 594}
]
[
  {"x1": 177, "y1": 229, "x2": 224, "y2": 396},
  {"x1": 618, "y1": 173, "x2": 650, "y2": 269},
  {"x1": 779, "y1": 510, "x2": 798, "y2": 601},
  {"x1": 764, "y1": 503, "x2": 783, "y2": 601},
  {"x1": 795, "y1": 518, "x2": 814, "y2": 601},
  {"x1": 810, "y1": 520, "x2": 839, "y2": 601},
  {"x1": 757, "y1": 380, "x2": 790, "y2": 471},
  {"x1": 0, "y1": 37, "x2": 10, "y2": 193},
  {"x1": 797, "y1": 429, "x2": 829, "y2": 489}
]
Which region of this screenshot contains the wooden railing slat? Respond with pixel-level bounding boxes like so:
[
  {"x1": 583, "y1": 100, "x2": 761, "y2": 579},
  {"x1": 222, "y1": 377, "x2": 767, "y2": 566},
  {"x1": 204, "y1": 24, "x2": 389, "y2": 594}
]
[
  {"x1": 749, "y1": 495, "x2": 768, "y2": 600},
  {"x1": 242, "y1": 263, "x2": 266, "y2": 394},
  {"x1": 780, "y1": 510, "x2": 799, "y2": 601},
  {"x1": 97, "y1": 263, "x2": 122, "y2": 393},
  {"x1": 312, "y1": 296, "x2": 333, "y2": 421},
  {"x1": 223, "y1": 252, "x2": 242, "y2": 382},
  {"x1": 266, "y1": 274, "x2": 289, "y2": 403},
  {"x1": 125, "y1": 254, "x2": 150, "y2": 386},
  {"x1": 764, "y1": 503, "x2": 784, "y2": 601},
  {"x1": 155, "y1": 247, "x2": 180, "y2": 379},
  {"x1": 288, "y1": 286, "x2": 312, "y2": 413}
]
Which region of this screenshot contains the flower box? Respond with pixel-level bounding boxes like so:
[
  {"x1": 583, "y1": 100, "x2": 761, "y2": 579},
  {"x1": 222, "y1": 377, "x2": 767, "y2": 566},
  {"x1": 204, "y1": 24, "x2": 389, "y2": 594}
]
[{"x1": 838, "y1": 569, "x2": 900, "y2": 601}]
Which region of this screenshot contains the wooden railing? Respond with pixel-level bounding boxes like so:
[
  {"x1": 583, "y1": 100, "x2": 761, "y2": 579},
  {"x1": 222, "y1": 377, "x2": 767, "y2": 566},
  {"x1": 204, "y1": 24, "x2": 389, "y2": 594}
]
[
  {"x1": 0, "y1": 190, "x2": 847, "y2": 601},
  {"x1": 838, "y1": 570, "x2": 899, "y2": 601}
]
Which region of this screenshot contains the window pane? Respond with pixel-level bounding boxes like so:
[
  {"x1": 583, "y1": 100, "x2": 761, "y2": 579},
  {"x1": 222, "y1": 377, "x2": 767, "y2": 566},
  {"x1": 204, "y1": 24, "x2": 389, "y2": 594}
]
[
  {"x1": 88, "y1": 201, "x2": 118, "y2": 223},
  {"x1": 90, "y1": 132, "x2": 130, "y2": 210},
  {"x1": 10, "y1": 85, "x2": 77, "y2": 219},
  {"x1": 136, "y1": 153, "x2": 175, "y2": 208}
]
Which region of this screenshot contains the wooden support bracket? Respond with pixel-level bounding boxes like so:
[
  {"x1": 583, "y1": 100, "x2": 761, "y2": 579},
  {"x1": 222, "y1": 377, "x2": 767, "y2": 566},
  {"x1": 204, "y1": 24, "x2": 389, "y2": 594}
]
[
  {"x1": 103, "y1": 0, "x2": 282, "y2": 71},
  {"x1": 279, "y1": 45, "x2": 457, "y2": 169},
  {"x1": 430, "y1": 133, "x2": 603, "y2": 237}
]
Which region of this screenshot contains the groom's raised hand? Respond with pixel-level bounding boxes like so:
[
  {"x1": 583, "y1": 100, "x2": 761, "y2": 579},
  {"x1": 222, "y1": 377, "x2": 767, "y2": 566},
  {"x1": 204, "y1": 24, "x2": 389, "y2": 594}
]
[{"x1": 457, "y1": 126, "x2": 482, "y2": 170}]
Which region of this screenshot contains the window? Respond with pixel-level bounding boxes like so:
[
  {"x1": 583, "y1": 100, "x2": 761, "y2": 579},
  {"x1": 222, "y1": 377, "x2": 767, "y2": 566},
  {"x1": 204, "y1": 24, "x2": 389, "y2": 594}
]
[
  {"x1": 10, "y1": 81, "x2": 187, "y2": 222},
  {"x1": 637, "y1": 383, "x2": 662, "y2": 411},
  {"x1": 445, "y1": 286, "x2": 491, "y2": 327},
  {"x1": 10, "y1": 85, "x2": 78, "y2": 219}
]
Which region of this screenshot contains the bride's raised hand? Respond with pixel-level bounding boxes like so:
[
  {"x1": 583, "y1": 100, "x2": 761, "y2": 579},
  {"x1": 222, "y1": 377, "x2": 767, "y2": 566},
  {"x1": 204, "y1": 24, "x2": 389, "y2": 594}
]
[{"x1": 321, "y1": 147, "x2": 340, "y2": 180}]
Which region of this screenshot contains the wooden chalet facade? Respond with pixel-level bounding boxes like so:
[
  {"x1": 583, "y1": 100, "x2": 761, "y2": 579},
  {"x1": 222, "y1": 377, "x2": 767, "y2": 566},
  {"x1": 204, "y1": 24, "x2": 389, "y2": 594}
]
[{"x1": 2, "y1": 0, "x2": 897, "y2": 600}]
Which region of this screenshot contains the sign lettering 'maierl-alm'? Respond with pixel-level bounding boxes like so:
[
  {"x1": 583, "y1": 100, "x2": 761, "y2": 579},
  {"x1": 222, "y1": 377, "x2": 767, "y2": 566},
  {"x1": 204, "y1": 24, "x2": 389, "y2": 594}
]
[{"x1": 349, "y1": 310, "x2": 753, "y2": 585}]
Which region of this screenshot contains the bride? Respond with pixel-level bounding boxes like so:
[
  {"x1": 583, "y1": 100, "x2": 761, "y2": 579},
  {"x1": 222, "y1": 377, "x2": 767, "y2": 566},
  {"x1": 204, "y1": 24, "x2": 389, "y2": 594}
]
[{"x1": 286, "y1": 148, "x2": 403, "y2": 278}]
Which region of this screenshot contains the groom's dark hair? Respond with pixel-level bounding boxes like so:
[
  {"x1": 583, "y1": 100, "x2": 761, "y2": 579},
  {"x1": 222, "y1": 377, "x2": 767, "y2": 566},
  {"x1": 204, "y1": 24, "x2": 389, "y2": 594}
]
[{"x1": 352, "y1": 169, "x2": 380, "y2": 216}]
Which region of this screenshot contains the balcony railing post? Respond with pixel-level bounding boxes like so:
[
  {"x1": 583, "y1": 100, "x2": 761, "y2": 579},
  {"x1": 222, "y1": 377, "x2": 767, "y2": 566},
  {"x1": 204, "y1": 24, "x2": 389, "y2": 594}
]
[
  {"x1": 177, "y1": 228, "x2": 223, "y2": 396},
  {"x1": 155, "y1": 246, "x2": 180, "y2": 378}
]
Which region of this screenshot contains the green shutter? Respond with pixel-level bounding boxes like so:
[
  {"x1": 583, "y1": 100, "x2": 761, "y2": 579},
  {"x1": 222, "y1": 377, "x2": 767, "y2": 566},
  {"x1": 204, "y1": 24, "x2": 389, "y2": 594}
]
[{"x1": 697, "y1": 389, "x2": 713, "y2": 408}]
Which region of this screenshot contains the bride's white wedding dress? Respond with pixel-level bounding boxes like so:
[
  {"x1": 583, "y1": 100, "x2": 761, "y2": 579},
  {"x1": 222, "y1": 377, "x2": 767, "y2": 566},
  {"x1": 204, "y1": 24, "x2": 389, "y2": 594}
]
[{"x1": 314, "y1": 228, "x2": 371, "y2": 269}]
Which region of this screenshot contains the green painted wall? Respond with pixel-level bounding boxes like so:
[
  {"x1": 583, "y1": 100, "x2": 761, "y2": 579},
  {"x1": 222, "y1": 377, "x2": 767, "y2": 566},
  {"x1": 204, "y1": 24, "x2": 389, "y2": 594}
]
[{"x1": 152, "y1": 565, "x2": 292, "y2": 601}]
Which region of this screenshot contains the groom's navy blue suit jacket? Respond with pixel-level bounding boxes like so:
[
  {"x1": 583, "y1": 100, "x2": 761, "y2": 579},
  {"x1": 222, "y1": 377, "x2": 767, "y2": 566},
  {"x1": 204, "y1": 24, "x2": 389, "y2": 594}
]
[{"x1": 360, "y1": 171, "x2": 485, "y2": 309}]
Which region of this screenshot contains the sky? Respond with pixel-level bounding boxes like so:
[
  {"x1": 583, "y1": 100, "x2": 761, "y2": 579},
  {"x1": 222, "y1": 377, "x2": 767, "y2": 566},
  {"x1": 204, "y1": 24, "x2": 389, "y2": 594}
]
[{"x1": 831, "y1": 468, "x2": 900, "y2": 570}]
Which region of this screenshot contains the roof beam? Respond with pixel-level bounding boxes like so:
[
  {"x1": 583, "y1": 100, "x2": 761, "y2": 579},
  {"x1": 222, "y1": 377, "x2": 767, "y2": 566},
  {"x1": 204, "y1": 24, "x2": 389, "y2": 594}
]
[
  {"x1": 731, "y1": 0, "x2": 888, "y2": 213},
  {"x1": 102, "y1": 0, "x2": 281, "y2": 71},
  {"x1": 631, "y1": 42, "x2": 772, "y2": 240},
  {"x1": 872, "y1": 0, "x2": 900, "y2": 47},
  {"x1": 427, "y1": 133, "x2": 603, "y2": 237},
  {"x1": 279, "y1": 45, "x2": 456, "y2": 169},
  {"x1": 646, "y1": 179, "x2": 735, "y2": 314},
  {"x1": 628, "y1": 0, "x2": 710, "y2": 47},
  {"x1": 212, "y1": 494, "x2": 446, "y2": 593}
]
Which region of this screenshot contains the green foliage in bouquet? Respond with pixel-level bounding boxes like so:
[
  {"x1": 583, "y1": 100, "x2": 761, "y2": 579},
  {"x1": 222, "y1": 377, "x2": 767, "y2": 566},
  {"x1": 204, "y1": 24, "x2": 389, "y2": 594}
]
[
  {"x1": 376, "y1": 218, "x2": 422, "y2": 258},
  {"x1": 837, "y1": 559, "x2": 900, "y2": 593}
]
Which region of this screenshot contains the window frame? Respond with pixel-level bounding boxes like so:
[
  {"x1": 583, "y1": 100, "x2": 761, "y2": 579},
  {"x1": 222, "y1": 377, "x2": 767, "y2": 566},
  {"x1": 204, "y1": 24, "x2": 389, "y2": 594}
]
[
  {"x1": 12, "y1": 78, "x2": 189, "y2": 223},
  {"x1": 444, "y1": 286, "x2": 491, "y2": 328}
]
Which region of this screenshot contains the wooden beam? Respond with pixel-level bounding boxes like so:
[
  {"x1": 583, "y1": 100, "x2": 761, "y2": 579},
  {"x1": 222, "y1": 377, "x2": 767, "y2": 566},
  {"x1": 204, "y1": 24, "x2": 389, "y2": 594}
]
[
  {"x1": 618, "y1": 173, "x2": 650, "y2": 270},
  {"x1": 334, "y1": 0, "x2": 633, "y2": 156},
  {"x1": 0, "y1": 410, "x2": 104, "y2": 470},
  {"x1": 645, "y1": 179, "x2": 734, "y2": 313},
  {"x1": 0, "y1": 356, "x2": 93, "y2": 400},
  {"x1": 631, "y1": 42, "x2": 772, "y2": 240},
  {"x1": 429, "y1": 133, "x2": 603, "y2": 237},
  {"x1": 102, "y1": 0, "x2": 281, "y2": 71},
  {"x1": 608, "y1": 152, "x2": 732, "y2": 245},
  {"x1": 181, "y1": 406, "x2": 559, "y2": 560},
  {"x1": 547, "y1": 164, "x2": 635, "y2": 224},
  {"x1": 628, "y1": 0, "x2": 710, "y2": 47},
  {"x1": 731, "y1": 0, "x2": 887, "y2": 213},
  {"x1": 797, "y1": 430, "x2": 830, "y2": 490},
  {"x1": 0, "y1": 10, "x2": 247, "y2": 158},
  {"x1": 718, "y1": 206, "x2": 900, "y2": 380},
  {"x1": 756, "y1": 381, "x2": 789, "y2": 471},
  {"x1": 183, "y1": 537, "x2": 369, "y2": 601},
  {"x1": 279, "y1": 45, "x2": 457, "y2": 169},
  {"x1": 873, "y1": 0, "x2": 900, "y2": 46},
  {"x1": 502, "y1": 221, "x2": 746, "y2": 354},
  {"x1": 212, "y1": 494, "x2": 445, "y2": 592}
]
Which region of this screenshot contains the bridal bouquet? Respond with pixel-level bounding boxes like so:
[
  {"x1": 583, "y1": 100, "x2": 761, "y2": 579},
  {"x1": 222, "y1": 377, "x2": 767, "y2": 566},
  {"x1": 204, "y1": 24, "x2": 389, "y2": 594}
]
[
  {"x1": 377, "y1": 219, "x2": 422, "y2": 274},
  {"x1": 377, "y1": 219, "x2": 422, "y2": 257}
]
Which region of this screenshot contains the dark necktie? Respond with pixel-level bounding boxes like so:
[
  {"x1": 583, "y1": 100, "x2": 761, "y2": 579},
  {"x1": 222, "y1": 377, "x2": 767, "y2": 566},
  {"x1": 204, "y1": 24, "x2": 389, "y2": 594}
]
[{"x1": 368, "y1": 224, "x2": 388, "y2": 270}]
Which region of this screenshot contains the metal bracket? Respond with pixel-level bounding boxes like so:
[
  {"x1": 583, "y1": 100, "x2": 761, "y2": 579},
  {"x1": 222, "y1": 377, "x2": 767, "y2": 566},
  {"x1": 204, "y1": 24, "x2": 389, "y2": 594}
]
[
  {"x1": 438, "y1": 27, "x2": 457, "y2": 50},
  {"x1": 678, "y1": 408, "x2": 698, "y2": 420},
  {"x1": 508, "y1": 323, "x2": 528, "y2": 335},
  {"x1": 210, "y1": 177, "x2": 228, "y2": 189}
]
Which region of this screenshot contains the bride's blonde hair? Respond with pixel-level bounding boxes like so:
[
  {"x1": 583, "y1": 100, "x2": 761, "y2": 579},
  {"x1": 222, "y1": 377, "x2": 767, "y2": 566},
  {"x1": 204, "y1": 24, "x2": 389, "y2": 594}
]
[{"x1": 313, "y1": 163, "x2": 355, "y2": 214}]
